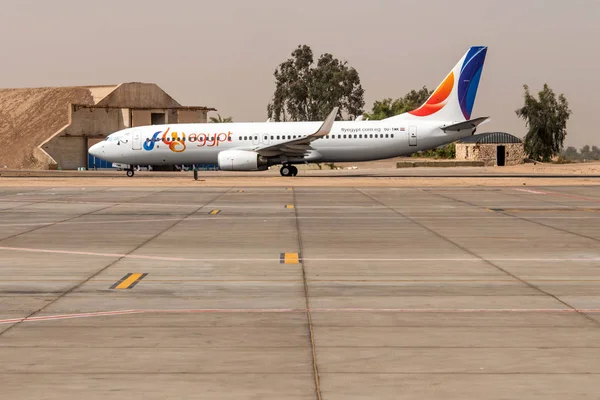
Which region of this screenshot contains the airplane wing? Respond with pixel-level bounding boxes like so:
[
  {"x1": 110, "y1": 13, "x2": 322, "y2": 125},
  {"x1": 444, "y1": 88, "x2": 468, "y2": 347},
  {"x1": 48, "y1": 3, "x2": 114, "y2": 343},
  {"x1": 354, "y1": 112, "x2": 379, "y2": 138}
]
[
  {"x1": 441, "y1": 117, "x2": 490, "y2": 132},
  {"x1": 253, "y1": 107, "x2": 339, "y2": 157}
]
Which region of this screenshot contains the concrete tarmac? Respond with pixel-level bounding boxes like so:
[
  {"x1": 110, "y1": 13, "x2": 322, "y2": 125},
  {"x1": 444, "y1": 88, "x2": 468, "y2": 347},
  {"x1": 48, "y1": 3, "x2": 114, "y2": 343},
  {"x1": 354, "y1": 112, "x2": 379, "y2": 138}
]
[{"x1": 0, "y1": 185, "x2": 600, "y2": 399}]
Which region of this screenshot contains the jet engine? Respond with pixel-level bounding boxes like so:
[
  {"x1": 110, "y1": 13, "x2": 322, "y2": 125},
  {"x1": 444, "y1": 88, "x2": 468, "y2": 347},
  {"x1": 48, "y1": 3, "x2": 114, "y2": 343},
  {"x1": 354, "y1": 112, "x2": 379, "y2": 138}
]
[{"x1": 217, "y1": 150, "x2": 268, "y2": 171}]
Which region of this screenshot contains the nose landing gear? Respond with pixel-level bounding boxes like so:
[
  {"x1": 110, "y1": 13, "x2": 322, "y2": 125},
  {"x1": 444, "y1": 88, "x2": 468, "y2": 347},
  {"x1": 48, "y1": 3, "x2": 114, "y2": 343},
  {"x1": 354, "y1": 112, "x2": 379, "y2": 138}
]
[
  {"x1": 126, "y1": 167, "x2": 135, "y2": 177},
  {"x1": 280, "y1": 165, "x2": 298, "y2": 177}
]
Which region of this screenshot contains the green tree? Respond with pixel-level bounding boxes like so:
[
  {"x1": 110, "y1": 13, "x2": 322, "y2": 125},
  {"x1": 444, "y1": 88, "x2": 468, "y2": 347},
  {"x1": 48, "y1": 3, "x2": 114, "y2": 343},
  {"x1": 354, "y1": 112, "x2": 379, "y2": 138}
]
[
  {"x1": 209, "y1": 114, "x2": 233, "y2": 123},
  {"x1": 363, "y1": 87, "x2": 432, "y2": 120},
  {"x1": 562, "y1": 146, "x2": 579, "y2": 160},
  {"x1": 413, "y1": 143, "x2": 456, "y2": 159},
  {"x1": 515, "y1": 84, "x2": 572, "y2": 161},
  {"x1": 267, "y1": 45, "x2": 365, "y2": 121}
]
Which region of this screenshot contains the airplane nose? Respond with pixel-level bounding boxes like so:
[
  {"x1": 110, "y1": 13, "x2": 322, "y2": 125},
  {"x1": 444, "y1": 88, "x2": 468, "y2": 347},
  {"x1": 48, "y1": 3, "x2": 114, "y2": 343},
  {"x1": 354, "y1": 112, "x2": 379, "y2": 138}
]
[{"x1": 89, "y1": 142, "x2": 103, "y2": 158}]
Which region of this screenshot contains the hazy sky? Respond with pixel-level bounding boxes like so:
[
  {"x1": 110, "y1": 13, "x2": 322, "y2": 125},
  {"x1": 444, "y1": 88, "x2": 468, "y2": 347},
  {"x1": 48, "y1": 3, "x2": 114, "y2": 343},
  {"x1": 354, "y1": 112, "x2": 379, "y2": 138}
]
[{"x1": 1, "y1": 0, "x2": 597, "y2": 147}]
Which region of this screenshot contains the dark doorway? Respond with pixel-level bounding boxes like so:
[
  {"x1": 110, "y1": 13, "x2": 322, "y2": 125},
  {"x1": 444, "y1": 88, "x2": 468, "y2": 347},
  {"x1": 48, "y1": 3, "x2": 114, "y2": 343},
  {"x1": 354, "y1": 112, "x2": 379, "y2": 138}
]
[
  {"x1": 151, "y1": 113, "x2": 166, "y2": 125},
  {"x1": 497, "y1": 145, "x2": 506, "y2": 166}
]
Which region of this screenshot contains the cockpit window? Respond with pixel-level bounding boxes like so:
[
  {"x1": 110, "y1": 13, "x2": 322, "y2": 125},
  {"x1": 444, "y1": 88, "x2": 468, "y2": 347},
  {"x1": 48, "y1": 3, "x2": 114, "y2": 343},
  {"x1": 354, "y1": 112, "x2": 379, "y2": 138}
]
[{"x1": 105, "y1": 131, "x2": 129, "y2": 142}]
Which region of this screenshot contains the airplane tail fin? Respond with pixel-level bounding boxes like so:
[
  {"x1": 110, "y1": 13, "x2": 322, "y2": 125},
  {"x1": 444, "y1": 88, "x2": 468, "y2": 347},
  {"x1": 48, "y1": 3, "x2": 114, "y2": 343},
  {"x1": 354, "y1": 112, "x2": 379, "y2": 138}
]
[{"x1": 389, "y1": 46, "x2": 488, "y2": 122}]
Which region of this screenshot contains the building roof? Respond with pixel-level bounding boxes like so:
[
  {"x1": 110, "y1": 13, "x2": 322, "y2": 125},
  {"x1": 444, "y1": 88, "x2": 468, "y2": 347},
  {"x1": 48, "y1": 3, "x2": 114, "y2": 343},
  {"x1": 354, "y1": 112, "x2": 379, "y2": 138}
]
[{"x1": 458, "y1": 132, "x2": 523, "y2": 144}]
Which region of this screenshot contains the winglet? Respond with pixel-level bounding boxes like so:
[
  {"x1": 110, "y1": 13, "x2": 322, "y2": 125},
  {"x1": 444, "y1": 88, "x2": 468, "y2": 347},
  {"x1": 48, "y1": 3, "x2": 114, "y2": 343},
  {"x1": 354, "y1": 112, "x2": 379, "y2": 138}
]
[{"x1": 312, "y1": 107, "x2": 339, "y2": 138}]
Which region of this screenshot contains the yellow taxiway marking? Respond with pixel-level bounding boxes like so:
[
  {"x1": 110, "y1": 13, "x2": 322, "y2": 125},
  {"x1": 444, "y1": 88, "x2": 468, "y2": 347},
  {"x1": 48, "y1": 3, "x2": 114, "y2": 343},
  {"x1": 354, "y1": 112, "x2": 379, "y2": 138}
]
[
  {"x1": 285, "y1": 204, "x2": 295, "y2": 209},
  {"x1": 281, "y1": 253, "x2": 301, "y2": 264},
  {"x1": 111, "y1": 273, "x2": 147, "y2": 289},
  {"x1": 209, "y1": 209, "x2": 221, "y2": 215},
  {"x1": 237, "y1": 189, "x2": 244, "y2": 193}
]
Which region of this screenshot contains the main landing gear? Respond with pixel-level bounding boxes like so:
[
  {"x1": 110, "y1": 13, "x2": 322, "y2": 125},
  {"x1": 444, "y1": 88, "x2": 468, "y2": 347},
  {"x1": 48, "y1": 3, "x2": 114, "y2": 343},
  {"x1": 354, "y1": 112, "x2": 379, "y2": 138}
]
[
  {"x1": 280, "y1": 165, "x2": 298, "y2": 177},
  {"x1": 126, "y1": 167, "x2": 135, "y2": 177}
]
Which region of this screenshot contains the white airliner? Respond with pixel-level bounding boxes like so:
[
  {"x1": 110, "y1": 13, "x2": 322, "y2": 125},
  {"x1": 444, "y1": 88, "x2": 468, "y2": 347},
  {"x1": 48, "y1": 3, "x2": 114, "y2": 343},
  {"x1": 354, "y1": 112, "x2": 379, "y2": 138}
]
[{"x1": 89, "y1": 46, "x2": 488, "y2": 177}]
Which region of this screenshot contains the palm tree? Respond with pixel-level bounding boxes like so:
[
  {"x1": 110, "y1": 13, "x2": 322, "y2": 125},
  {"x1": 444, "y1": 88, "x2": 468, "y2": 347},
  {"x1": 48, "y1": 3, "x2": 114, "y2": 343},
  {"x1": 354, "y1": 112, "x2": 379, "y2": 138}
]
[{"x1": 209, "y1": 114, "x2": 233, "y2": 123}]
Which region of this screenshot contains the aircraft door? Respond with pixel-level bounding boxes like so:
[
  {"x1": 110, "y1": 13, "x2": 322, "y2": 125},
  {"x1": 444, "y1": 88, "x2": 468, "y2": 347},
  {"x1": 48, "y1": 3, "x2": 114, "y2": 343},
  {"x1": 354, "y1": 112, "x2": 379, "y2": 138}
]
[
  {"x1": 252, "y1": 135, "x2": 259, "y2": 145},
  {"x1": 132, "y1": 131, "x2": 142, "y2": 150},
  {"x1": 409, "y1": 126, "x2": 417, "y2": 146},
  {"x1": 262, "y1": 134, "x2": 270, "y2": 145}
]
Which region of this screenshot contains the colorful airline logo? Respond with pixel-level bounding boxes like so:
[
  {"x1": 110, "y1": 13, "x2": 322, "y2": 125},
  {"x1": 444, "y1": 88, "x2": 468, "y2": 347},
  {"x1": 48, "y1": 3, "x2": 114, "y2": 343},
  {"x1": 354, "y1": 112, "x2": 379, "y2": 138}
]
[
  {"x1": 409, "y1": 72, "x2": 454, "y2": 117},
  {"x1": 143, "y1": 128, "x2": 232, "y2": 152},
  {"x1": 409, "y1": 46, "x2": 487, "y2": 119},
  {"x1": 143, "y1": 131, "x2": 162, "y2": 151}
]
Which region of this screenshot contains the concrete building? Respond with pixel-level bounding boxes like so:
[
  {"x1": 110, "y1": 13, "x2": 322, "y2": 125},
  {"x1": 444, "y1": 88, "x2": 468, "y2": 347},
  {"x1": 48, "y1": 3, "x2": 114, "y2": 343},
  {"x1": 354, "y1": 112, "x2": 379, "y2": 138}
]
[
  {"x1": 455, "y1": 132, "x2": 525, "y2": 166},
  {"x1": 0, "y1": 83, "x2": 215, "y2": 170}
]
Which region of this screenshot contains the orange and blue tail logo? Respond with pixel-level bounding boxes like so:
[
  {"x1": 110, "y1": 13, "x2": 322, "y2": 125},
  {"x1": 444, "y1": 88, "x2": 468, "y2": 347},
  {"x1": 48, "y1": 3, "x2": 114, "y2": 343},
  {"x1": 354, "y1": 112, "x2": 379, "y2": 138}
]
[{"x1": 409, "y1": 46, "x2": 487, "y2": 120}]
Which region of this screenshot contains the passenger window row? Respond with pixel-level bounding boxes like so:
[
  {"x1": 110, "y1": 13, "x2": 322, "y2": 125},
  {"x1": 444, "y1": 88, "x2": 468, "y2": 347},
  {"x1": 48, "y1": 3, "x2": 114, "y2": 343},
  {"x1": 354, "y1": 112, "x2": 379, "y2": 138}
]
[
  {"x1": 324, "y1": 133, "x2": 394, "y2": 139},
  {"x1": 235, "y1": 133, "x2": 394, "y2": 141},
  {"x1": 145, "y1": 132, "x2": 396, "y2": 143},
  {"x1": 239, "y1": 135, "x2": 305, "y2": 141}
]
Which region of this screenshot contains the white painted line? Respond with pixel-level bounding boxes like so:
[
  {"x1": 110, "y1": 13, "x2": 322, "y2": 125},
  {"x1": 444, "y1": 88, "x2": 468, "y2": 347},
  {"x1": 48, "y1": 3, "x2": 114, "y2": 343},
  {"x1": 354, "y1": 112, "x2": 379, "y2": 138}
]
[
  {"x1": 18, "y1": 200, "x2": 392, "y2": 209},
  {"x1": 514, "y1": 188, "x2": 600, "y2": 203},
  {"x1": 0, "y1": 222, "x2": 56, "y2": 227},
  {"x1": 0, "y1": 310, "x2": 142, "y2": 325},
  {"x1": 0, "y1": 245, "x2": 599, "y2": 263},
  {"x1": 513, "y1": 188, "x2": 547, "y2": 195},
  {"x1": 2, "y1": 307, "x2": 599, "y2": 325},
  {"x1": 0, "y1": 246, "x2": 209, "y2": 262}
]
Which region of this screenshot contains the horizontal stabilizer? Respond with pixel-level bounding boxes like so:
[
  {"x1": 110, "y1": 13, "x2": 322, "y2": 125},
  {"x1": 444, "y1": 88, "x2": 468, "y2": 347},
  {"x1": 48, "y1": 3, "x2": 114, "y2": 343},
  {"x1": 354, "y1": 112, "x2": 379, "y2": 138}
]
[{"x1": 441, "y1": 117, "x2": 489, "y2": 132}]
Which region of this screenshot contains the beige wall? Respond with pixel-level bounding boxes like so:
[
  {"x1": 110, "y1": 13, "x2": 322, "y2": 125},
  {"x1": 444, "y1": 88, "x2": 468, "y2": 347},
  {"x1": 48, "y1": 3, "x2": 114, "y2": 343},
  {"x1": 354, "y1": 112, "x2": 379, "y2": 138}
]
[
  {"x1": 167, "y1": 109, "x2": 178, "y2": 124},
  {"x1": 43, "y1": 136, "x2": 87, "y2": 170},
  {"x1": 177, "y1": 110, "x2": 207, "y2": 123},
  {"x1": 41, "y1": 107, "x2": 126, "y2": 169},
  {"x1": 504, "y1": 144, "x2": 527, "y2": 165},
  {"x1": 67, "y1": 108, "x2": 126, "y2": 135},
  {"x1": 88, "y1": 138, "x2": 103, "y2": 147},
  {"x1": 131, "y1": 110, "x2": 151, "y2": 126},
  {"x1": 456, "y1": 143, "x2": 525, "y2": 166}
]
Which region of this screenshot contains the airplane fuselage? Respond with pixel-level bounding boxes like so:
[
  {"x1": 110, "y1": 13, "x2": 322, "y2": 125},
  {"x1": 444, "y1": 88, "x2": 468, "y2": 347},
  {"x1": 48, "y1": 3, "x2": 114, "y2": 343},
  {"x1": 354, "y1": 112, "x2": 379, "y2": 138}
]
[
  {"x1": 90, "y1": 46, "x2": 488, "y2": 174},
  {"x1": 95, "y1": 119, "x2": 473, "y2": 166}
]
